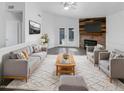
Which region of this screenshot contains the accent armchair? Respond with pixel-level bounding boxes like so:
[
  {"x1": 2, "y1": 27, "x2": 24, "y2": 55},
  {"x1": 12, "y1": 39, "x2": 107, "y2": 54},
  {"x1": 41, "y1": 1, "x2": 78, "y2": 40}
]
[
  {"x1": 99, "y1": 52, "x2": 124, "y2": 82},
  {"x1": 86, "y1": 46, "x2": 107, "y2": 65}
]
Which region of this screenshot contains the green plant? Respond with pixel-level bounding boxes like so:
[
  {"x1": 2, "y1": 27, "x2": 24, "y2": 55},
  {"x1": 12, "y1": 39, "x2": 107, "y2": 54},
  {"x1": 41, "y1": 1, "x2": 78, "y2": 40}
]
[{"x1": 40, "y1": 34, "x2": 49, "y2": 44}]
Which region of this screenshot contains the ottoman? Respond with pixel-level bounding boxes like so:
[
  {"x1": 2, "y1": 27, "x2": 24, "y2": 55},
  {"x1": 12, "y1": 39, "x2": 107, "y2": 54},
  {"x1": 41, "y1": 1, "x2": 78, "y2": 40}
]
[{"x1": 59, "y1": 75, "x2": 88, "y2": 91}]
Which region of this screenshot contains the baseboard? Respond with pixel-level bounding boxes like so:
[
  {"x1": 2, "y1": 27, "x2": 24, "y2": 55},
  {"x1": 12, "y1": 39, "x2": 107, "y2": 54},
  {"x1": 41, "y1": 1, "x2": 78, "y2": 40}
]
[{"x1": 56, "y1": 46, "x2": 79, "y2": 48}]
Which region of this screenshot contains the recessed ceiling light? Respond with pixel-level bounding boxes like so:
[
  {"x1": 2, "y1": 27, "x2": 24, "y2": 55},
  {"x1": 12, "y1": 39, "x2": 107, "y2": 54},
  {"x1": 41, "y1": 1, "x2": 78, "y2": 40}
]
[{"x1": 62, "y1": 2, "x2": 77, "y2": 10}]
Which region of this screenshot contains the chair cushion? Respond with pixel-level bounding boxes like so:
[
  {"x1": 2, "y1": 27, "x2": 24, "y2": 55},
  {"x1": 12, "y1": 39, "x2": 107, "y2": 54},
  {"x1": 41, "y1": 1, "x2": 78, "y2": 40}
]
[
  {"x1": 59, "y1": 75, "x2": 88, "y2": 91},
  {"x1": 99, "y1": 60, "x2": 109, "y2": 70}
]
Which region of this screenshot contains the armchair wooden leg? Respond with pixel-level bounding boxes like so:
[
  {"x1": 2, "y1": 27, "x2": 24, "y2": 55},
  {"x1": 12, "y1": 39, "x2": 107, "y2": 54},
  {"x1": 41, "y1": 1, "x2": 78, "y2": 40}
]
[
  {"x1": 94, "y1": 64, "x2": 95, "y2": 67},
  {"x1": 98, "y1": 66, "x2": 100, "y2": 70},
  {"x1": 109, "y1": 77, "x2": 112, "y2": 83},
  {"x1": 25, "y1": 77, "x2": 28, "y2": 82}
]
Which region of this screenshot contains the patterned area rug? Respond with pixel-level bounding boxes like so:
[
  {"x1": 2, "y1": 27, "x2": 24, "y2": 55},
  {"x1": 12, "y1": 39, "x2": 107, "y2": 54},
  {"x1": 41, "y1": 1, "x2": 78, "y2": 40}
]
[{"x1": 6, "y1": 55, "x2": 124, "y2": 91}]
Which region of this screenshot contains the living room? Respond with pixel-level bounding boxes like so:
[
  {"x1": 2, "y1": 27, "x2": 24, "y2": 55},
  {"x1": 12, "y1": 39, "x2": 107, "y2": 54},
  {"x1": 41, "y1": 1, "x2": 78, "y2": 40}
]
[{"x1": 0, "y1": 1, "x2": 124, "y2": 92}]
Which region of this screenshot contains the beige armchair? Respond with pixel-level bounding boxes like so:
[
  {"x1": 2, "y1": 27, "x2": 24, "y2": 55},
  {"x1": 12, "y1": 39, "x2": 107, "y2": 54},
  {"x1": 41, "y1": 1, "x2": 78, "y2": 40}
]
[
  {"x1": 99, "y1": 52, "x2": 124, "y2": 82},
  {"x1": 86, "y1": 46, "x2": 107, "y2": 66}
]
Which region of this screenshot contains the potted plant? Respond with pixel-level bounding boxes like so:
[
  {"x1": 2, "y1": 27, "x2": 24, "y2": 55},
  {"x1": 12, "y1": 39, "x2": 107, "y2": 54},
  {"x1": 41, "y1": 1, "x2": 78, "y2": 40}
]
[{"x1": 40, "y1": 34, "x2": 49, "y2": 46}]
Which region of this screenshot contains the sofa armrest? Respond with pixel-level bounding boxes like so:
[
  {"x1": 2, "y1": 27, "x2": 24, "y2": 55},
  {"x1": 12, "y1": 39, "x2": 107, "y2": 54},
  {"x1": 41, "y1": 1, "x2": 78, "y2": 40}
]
[
  {"x1": 3, "y1": 59, "x2": 28, "y2": 76},
  {"x1": 94, "y1": 50, "x2": 108, "y2": 64},
  {"x1": 110, "y1": 58, "x2": 124, "y2": 78},
  {"x1": 99, "y1": 52, "x2": 110, "y2": 60},
  {"x1": 86, "y1": 46, "x2": 95, "y2": 53}
]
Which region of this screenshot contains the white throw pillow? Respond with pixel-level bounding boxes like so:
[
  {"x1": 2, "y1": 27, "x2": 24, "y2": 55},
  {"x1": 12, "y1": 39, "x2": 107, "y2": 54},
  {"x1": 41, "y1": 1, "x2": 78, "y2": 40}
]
[
  {"x1": 33, "y1": 45, "x2": 40, "y2": 53},
  {"x1": 94, "y1": 44, "x2": 104, "y2": 52}
]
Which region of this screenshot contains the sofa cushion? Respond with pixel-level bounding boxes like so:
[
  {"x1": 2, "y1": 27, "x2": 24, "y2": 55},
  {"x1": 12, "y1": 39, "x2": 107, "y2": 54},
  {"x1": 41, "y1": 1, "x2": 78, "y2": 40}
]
[
  {"x1": 31, "y1": 52, "x2": 46, "y2": 60},
  {"x1": 28, "y1": 57, "x2": 40, "y2": 68},
  {"x1": 99, "y1": 60, "x2": 109, "y2": 70}
]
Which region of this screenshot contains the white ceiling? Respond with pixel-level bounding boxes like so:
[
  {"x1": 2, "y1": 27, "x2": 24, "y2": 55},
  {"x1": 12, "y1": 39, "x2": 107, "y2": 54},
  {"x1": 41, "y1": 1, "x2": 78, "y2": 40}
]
[{"x1": 36, "y1": 2, "x2": 124, "y2": 18}]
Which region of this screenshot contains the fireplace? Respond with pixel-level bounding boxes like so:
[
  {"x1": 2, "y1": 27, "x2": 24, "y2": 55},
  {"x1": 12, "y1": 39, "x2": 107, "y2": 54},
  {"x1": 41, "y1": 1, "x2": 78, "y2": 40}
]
[{"x1": 84, "y1": 39, "x2": 97, "y2": 49}]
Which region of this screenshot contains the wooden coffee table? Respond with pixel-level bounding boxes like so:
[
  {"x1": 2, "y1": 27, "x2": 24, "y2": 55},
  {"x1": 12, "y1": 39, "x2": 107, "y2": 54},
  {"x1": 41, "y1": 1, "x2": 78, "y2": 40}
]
[{"x1": 56, "y1": 54, "x2": 75, "y2": 76}]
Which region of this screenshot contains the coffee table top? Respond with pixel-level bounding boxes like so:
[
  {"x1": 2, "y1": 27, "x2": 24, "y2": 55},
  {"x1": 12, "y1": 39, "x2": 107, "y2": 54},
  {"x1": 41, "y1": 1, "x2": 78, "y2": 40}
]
[{"x1": 56, "y1": 53, "x2": 75, "y2": 66}]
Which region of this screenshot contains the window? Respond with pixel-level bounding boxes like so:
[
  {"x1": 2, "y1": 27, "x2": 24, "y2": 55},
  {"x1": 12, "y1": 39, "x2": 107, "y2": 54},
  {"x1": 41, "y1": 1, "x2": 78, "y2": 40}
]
[
  {"x1": 59, "y1": 28, "x2": 65, "y2": 44},
  {"x1": 69, "y1": 28, "x2": 74, "y2": 41}
]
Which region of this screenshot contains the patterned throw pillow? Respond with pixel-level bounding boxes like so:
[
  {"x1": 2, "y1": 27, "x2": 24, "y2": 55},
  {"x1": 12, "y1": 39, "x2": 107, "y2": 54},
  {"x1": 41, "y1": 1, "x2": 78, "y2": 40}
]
[
  {"x1": 109, "y1": 51, "x2": 116, "y2": 61},
  {"x1": 38, "y1": 45, "x2": 42, "y2": 52},
  {"x1": 109, "y1": 51, "x2": 124, "y2": 60},
  {"x1": 9, "y1": 52, "x2": 18, "y2": 59},
  {"x1": 33, "y1": 45, "x2": 41, "y2": 53},
  {"x1": 94, "y1": 44, "x2": 104, "y2": 52},
  {"x1": 114, "y1": 53, "x2": 124, "y2": 59},
  {"x1": 17, "y1": 52, "x2": 27, "y2": 60},
  {"x1": 22, "y1": 49, "x2": 29, "y2": 60}
]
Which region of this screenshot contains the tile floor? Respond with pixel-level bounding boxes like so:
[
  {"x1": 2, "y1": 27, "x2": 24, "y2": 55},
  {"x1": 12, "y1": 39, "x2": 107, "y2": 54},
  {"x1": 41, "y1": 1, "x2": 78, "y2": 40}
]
[{"x1": 6, "y1": 55, "x2": 124, "y2": 91}]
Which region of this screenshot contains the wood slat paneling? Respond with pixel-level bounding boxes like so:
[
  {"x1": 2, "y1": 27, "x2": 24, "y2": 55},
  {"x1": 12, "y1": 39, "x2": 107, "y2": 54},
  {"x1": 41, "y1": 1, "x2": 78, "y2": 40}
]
[{"x1": 79, "y1": 17, "x2": 106, "y2": 48}]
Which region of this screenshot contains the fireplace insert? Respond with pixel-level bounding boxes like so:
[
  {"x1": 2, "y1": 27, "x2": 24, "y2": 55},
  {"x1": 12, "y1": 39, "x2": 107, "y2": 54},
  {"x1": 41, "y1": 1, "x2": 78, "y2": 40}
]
[{"x1": 84, "y1": 39, "x2": 97, "y2": 49}]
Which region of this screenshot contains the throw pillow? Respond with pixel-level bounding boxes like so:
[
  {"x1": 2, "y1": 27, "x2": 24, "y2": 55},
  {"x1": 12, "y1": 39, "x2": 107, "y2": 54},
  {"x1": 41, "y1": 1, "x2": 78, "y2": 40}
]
[
  {"x1": 17, "y1": 52, "x2": 27, "y2": 60},
  {"x1": 114, "y1": 53, "x2": 124, "y2": 59},
  {"x1": 9, "y1": 52, "x2": 18, "y2": 59},
  {"x1": 94, "y1": 44, "x2": 104, "y2": 52},
  {"x1": 109, "y1": 51, "x2": 117, "y2": 61},
  {"x1": 110, "y1": 50, "x2": 124, "y2": 60},
  {"x1": 22, "y1": 49, "x2": 29, "y2": 60},
  {"x1": 38, "y1": 45, "x2": 42, "y2": 52},
  {"x1": 33, "y1": 45, "x2": 40, "y2": 53}
]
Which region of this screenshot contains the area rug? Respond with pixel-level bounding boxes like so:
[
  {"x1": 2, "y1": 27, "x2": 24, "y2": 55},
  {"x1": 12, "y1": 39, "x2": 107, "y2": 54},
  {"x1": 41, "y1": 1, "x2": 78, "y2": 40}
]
[{"x1": 6, "y1": 55, "x2": 124, "y2": 91}]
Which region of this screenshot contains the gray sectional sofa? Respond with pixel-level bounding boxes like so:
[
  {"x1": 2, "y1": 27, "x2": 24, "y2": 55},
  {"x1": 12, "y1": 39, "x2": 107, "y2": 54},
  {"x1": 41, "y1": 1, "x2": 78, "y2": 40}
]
[{"x1": 2, "y1": 44, "x2": 47, "y2": 82}]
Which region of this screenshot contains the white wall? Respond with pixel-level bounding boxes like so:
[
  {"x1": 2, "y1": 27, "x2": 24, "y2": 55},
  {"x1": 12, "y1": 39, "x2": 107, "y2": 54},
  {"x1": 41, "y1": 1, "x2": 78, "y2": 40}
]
[
  {"x1": 106, "y1": 10, "x2": 124, "y2": 51},
  {"x1": 25, "y1": 3, "x2": 42, "y2": 43},
  {"x1": 55, "y1": 15, "x2": 79, "y2": 47},
  {"x1": 6, "y1": 2, "x2": 25, "y2": 43},
  {"x1": 42, "y1": 12, "x2": 79, "y2": 48},
  {"x1": 0, "y1": 2, "x2": 6, "y2": 82},
  {"x1": 42, "y1": 13, "x2": 57, "y2": 48},
  {"x1": 0, "y1": 2, "x2": 25, "y2": 48},
  {"x1": 6, "y1": 12, "x2": 23, "y2": 45},
  {"x1": 0, "y1": 3, "x2": 6, "y2": 48}
]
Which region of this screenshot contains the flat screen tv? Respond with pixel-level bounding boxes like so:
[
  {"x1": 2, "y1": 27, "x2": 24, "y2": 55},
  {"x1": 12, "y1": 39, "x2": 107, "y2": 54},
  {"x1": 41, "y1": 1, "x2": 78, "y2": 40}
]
[
  {"x1": 84, "y1": 22, "x2": 101, "y2": 32},
  {"x1": 29, "y1": 20, "x2": 41, "y2": 34}
]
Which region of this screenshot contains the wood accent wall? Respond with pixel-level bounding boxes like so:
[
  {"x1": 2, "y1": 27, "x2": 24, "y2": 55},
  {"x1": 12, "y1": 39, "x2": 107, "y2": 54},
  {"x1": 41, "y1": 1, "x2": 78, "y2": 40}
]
[{"x1": 79, "y1": 17, "x2": 106, "y2": 48}]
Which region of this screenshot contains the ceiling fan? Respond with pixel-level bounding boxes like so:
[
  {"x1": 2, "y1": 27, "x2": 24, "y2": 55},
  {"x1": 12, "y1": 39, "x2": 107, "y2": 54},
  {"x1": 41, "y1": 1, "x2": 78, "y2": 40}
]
[{"x1": 61, "y1": 2, "x2": 77, "y2": 10}]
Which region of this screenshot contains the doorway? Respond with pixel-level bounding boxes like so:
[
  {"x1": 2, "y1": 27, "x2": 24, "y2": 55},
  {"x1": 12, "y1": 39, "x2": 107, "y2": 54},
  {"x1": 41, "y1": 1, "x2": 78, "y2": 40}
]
[
  {"x1": 5, "y1": 12, "x2": 23, "y2": 47},
  {"x1": 59, "y1": 27, "x2": 74, "y2": 47}
]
